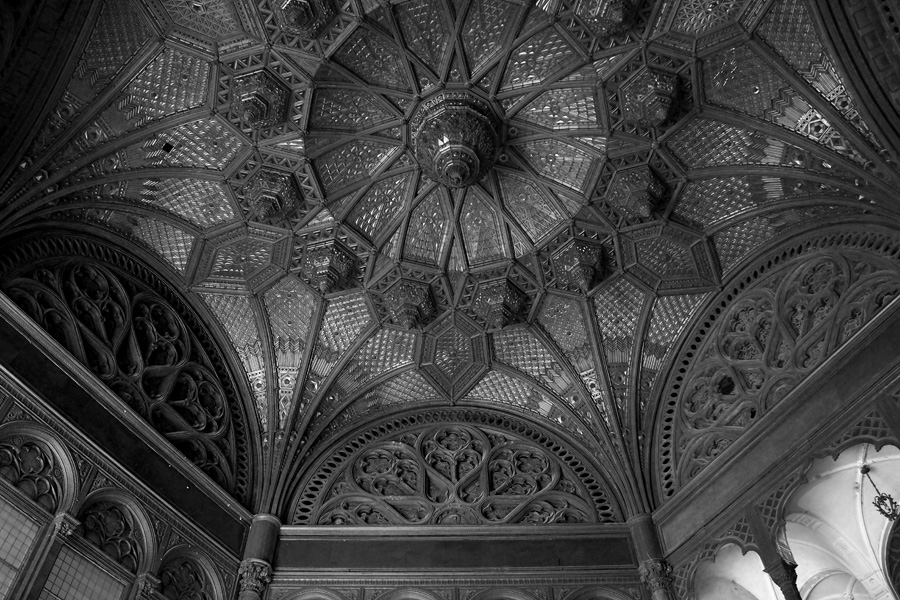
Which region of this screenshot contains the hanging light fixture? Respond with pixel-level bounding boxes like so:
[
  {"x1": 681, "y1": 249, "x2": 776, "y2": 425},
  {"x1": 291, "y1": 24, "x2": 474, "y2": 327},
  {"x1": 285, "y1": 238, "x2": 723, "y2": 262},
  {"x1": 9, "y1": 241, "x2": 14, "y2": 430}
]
[{"x1": 861, "y1": 465, "x2": 900, "y2": 520}]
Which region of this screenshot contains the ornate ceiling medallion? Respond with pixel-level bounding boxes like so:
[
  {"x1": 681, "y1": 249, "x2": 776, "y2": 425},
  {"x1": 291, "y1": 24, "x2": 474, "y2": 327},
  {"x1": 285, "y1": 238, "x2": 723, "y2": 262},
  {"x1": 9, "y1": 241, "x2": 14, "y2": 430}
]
[
  {"x1": 411, "y1": 91, "x2": 500, "y2": 189},
  {"x1": 232, "y1": 70, "x2": 291, "y2": 130},
  {"x1": 274, "y1": 0, "x2": 337, "y2": 37}
]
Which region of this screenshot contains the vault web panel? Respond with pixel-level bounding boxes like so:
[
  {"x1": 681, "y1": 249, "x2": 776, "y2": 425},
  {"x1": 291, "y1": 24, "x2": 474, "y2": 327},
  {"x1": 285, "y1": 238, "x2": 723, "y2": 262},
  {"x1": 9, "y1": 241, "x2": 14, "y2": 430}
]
[
  {"x1": 160, "y1": 0, "x2": 241, "y2": 37},
  {"x1": 396, "y1": 0, "x2": 450, "y2": 73},
  {"x1": 141, "y1": 178, "x2": 235, "y2": 228},
  {"x1": 466, "y1": 370, "x2": 554, "y2": 418},
  {"x1": 712, "y1": 217, "x2": 777, "y2": 274},
  {"x1": 333, "y1": 28, "x2": 411, "y2": 91},
  {"x1": 77, "y1": 0, "x2": 151, "y2": 92},
  {"x1": 118, "y1": 48, "x2": 210, "y2": 128},
  {"x1": 333, "y1": 328, "x2": 417, "y2": 397},
  {"x1": 462, "y1": 0, "x2": 520, "y2": 73},
  {"x1": 515, "y1": 139, "x2": 595, "y2": 192},
  {"x1": 348, "y1": 174, "x2": 412, "y2": 241},
  {"x1": 674, "y1": 177, "x2": 756, "y2": 228},
  {"x1": 499, "y1": 173, "x2": 564, "y2": 242},
  {"x1": 517, "y1": 87, "x2": 599, "y2": 130},
  {"x1": 667, "y1": 119, "x2": 782, "y2": 168},
  {"x1": 141, "y1": 118, "x2": 244, "y2": 169},
  {"x1": 594, "y1": 278, "x2": 645, "y2": 366},
  {"x1": 501, "y1": 27, "x2": 576, "y2": 90},
  {"x1": 756, "y1": 0, "x2": 823, "y2": 73},
  {"x1": 493, "y1": 328, "x2": 571, "y2": 394},
  {"x1": 538, "y1": 294, "x2": 592, "y2": 373},
  {"x1": 405, "y1": 189, "x2": 449, "y2": 265},
  {"x1": 311, "y1": 292, "x2": 373, "y2": 378},
  {"x1": 460, "y1": 191, "x2": 506, "y2": 266},
  {"x1": 310, "y1": 88, "x2": 397, "y2": 132},
  {"x1": 315, "y1": 140, "x2": 397, "y2": 193}
]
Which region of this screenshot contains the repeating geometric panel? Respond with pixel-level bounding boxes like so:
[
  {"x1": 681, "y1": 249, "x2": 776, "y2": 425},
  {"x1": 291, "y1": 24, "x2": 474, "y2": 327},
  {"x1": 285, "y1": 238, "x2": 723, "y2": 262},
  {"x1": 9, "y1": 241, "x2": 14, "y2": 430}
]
[
  {"x1": 501, "y1": 28, "x2": 577, "y2": 90},
  {"x1": 492, "y1": 328, "x2": 573, "y2": 395},
  {"x1": 516, "y1": 87, "x2": 599, "y2": 130},
  {"x1": 308, "y1": 292, "x2": 374, "y2": 381},
  {"x1": 117, "y1": 48, "x2": 211, "y2": 128},
  {"x1": 347, "y1": 174, "x2": 412, "y2": 242},
  {"x1": 462, "y1": 0, "x2": 521, "y2": 73},
  {"x1": 264, "y1": 275, "x2": 317, "y2": 428},
  {"x1": 498, "y1": 173, "x2": 565, "y2": 243},
  {"x1": 313, "y1": 140, "x2": 398, "y2": 193},
  {"x1": 667, "y1": 119, "x2": 783, "y2": 168},
  {"x1": 160, "y1": 0, "x2": 242, "y2": 37},
  {"x1": 513, "y1": 139, "x2": 597, "y2": 193},
  {"x1": 77, "y1": 0, "x2": 151, "y2": 93},
  {"x1": 404, "y1": 189, "x2": 450, "y2": 266},
  {"x1": 333, "y1": 27, "x2": 411, "y2": 91},
  {"x1": 310, "y1": 88, "x2": 397, "y2": 132},
  {"x1": 141, "y1": 178, "x2": 236, "y2": 228},
  {"x1": 671, "y1": 0, "x2": 748, "y2": 36},
  {"x1": 396, "y1": 0, "x2": 450, "y2": 73},
  {"x1": 460, "y1": 190, "x2": 506, "y2": 266},
  {"x1": 140, "y1": 118, "x2": 245, "y2": 170}
]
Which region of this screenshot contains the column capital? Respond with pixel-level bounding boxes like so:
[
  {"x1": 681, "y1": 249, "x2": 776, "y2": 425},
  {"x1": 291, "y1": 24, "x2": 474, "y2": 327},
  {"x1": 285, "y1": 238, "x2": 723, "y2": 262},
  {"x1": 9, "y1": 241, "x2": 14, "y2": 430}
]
[
  {"x1": 238, "y1": 558, "x2": 272, "y2": 599},
  {"x1": 639, "y1": 558, "x2": 675, "y2": 600},
  {"x1": 134, "y1": 573, "x2": 161, "y2": 600},
  {"x1": 51, "y1": 512, "x2": 79, "y2": 538}
]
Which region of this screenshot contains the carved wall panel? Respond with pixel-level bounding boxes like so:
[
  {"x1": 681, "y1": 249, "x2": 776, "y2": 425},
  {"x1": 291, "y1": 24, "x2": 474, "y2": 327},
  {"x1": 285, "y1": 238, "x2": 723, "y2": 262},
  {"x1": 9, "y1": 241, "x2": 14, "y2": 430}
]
[
  {"x1": 0, "y1": 430, "x2": 69, "y2": 513},
  {"x1": 291, "y1": 411, "x2": 621, "y2": 525},
  {"x1": 674, "y1": 250, "x2": 900, "y2": 488},
  {"x1": 0, "y1": 244, "x2": 254, "y2": 501},
  {"x1": 158, "y1": 550, "x2": 222, "y2": 600},
  {"x1": 78, "y1": 499, "x2": 144, "y2": 573}
]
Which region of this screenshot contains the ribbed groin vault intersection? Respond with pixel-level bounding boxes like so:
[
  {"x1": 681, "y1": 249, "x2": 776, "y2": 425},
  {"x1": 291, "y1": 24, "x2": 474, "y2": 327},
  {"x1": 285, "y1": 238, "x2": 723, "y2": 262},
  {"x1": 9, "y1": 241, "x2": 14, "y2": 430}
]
[{"x1": 5, "y1": 0, "x2": 900, "y2": 598}]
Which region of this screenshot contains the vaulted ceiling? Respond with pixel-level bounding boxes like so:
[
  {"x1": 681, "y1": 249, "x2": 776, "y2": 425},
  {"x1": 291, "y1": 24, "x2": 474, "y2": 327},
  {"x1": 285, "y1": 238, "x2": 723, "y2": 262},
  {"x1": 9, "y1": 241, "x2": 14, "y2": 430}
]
[{"x1": 2, "y1": 0, "x2": 900, "y2": 522}]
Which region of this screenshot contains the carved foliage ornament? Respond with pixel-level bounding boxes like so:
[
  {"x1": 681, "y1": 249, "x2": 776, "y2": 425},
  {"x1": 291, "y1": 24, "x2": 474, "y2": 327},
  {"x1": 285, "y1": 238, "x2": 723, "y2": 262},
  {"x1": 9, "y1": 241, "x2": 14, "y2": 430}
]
[
  {"x1": 79, "y1": 500, "x2": 143, "y2": 573},
  {"x1": 3, "y1": 260, "x2": 237, "y2": 492},
  {"x1": 314, "y1": 424, "x2": 595, "y2": 525},
  {"x1": 159, "y1": 556, "x2": 213, "y2": 600},
  {"x1": 675, "y1": 253, "x2": 900, "y2": 486},
  {"x1": 0, "y1": 436, "x2": 63, "y2": 512}
]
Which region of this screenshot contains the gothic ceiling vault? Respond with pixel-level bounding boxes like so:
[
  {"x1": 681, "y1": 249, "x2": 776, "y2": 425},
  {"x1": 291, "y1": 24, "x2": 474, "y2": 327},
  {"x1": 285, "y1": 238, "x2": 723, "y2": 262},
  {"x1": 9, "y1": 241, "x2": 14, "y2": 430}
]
[{"x1": 2, "y1": 0, "x2": 900, "y2": 524}]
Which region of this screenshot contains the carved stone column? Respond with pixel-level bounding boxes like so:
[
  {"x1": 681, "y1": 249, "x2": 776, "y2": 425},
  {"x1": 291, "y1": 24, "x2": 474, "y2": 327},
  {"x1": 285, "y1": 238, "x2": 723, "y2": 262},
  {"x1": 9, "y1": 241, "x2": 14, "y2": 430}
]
[
  {"x1": 762, "y1": 558, "x2": 801, "y2": 600},
  {"x1": 629, "y1": 514, "x2": 676, "y2": 600},
  {"x1": 744, "y1": 506, "x2": 802, "y2": 600},
  {"x1": 237, "y1": 513, "x2": 280, "y2": 600}
]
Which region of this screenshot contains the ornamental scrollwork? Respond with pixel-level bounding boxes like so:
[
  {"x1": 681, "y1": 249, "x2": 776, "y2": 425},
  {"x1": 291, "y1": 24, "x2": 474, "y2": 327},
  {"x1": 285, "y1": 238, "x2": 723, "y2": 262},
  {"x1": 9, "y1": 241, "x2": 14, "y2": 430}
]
[
  {"x1": 3, "y1": 260, "x2": 237, "y2": 493},
  {"x1": 314, "y1": 424, "x2": 594, "y2": 525},
  {"x1": 78, "y1": 500, "x2": 143, "y2": 573},
  {"x1": 159, "y1": 555, "x2": 213, "y2": 600},
  {"x1": 675, "y1": 253, "x2": 900, "y2": 486},
  {"x1": 0, "y1": 436, "x2": 63, "y2": 512}
]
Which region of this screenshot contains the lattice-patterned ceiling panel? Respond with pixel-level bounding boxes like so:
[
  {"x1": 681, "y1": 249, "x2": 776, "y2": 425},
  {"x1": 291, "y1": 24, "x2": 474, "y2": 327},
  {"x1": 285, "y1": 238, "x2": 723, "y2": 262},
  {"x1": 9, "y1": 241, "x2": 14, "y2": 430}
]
[{"x1": 2, "y1": 0, "x2": 900, "y2": 516}]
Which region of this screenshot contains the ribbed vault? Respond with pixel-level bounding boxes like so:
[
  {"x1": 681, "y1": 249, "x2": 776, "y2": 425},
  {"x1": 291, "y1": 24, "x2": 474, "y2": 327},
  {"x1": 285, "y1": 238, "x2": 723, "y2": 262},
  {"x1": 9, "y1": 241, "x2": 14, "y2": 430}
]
[{"x1": 2, "y1": 0, "x2": 900, "y2": 521}]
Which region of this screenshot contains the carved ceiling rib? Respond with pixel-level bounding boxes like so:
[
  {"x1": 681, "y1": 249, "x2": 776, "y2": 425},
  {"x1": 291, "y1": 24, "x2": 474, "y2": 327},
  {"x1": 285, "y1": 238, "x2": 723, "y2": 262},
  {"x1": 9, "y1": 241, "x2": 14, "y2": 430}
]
[{"x1": 3, "y1": 0, "x2": 900, "y2": 522}]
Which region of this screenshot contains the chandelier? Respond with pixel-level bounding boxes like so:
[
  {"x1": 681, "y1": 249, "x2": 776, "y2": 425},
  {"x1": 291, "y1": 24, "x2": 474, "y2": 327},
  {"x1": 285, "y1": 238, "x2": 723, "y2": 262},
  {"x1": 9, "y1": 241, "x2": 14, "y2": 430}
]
[{"x1": 861, "y1": 465, "x2": 900, "y2": 520}]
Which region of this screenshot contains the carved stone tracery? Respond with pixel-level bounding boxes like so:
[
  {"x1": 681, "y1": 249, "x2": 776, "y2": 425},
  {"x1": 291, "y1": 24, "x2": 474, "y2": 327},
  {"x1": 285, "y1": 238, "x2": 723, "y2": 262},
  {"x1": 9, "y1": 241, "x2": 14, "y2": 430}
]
[
  {"x1": 2, "y1": 259, "x2": 239, "y2": 494},
  {"x1": 0, "y1": 435, "x2": 63, "y2": 512},
  {"x1": 78, "y1": 499, "x2": 143, "y2": 573},
  {"x1": 310, "y1": 423, "x2": 596, "y2": 526},
  {"x1": 159, "y1": 555, "x2": 214, "y2": 600},
  {"x1": 669, "y1": 250, "x2": 900, "y2": 489}
]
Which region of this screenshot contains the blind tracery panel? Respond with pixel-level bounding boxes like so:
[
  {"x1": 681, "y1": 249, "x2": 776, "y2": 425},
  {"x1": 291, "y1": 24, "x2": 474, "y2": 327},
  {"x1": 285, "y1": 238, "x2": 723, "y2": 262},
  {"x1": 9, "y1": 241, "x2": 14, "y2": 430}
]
[
  {"x1": 3, "y1": 259, "x2": 238, "y2": 493},
  {"x1": 313, "y1": 423, "x2": 596, "y2": 525}
]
